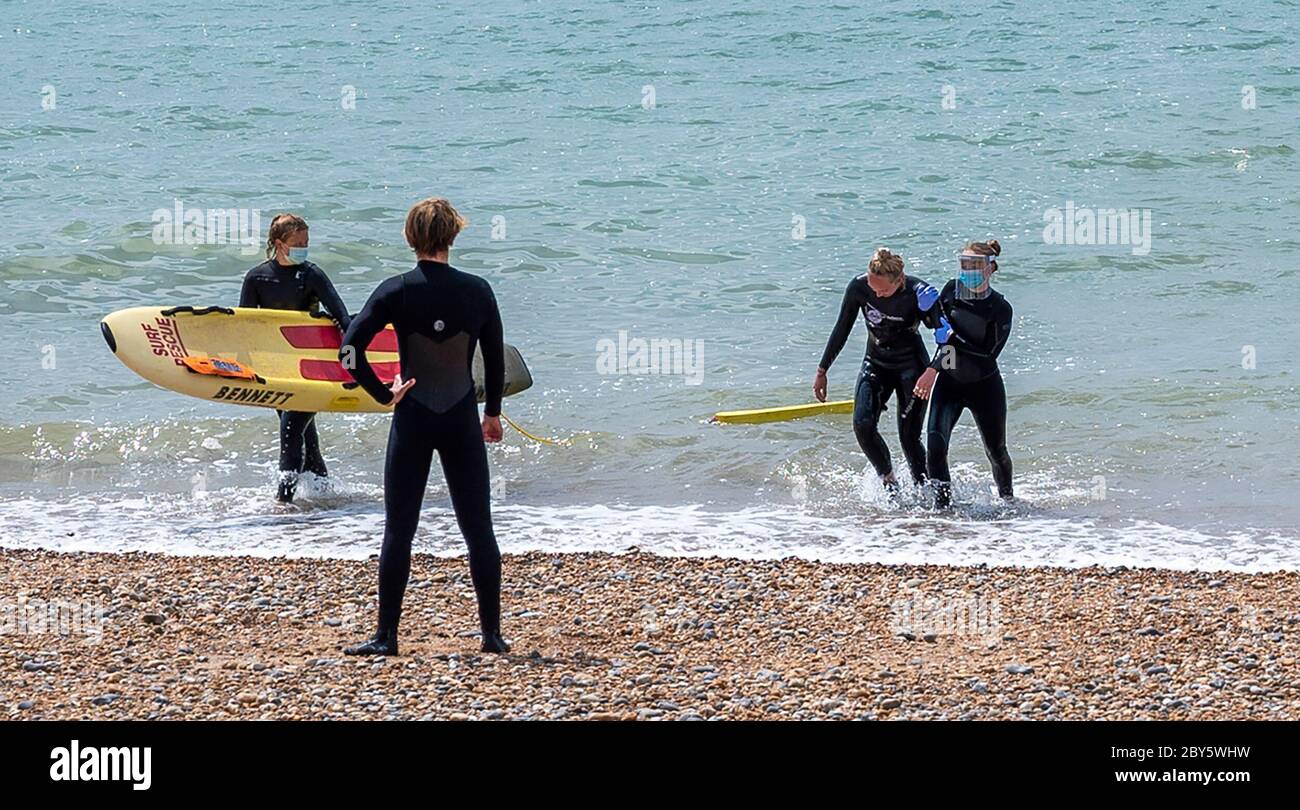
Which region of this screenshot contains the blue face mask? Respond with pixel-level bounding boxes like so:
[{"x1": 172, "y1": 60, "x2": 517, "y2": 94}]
[
  {"x1": 957, "y1": 254, "x2": 992, "y2": 293},
  {"x1": 285, "y1": 246, "x2": 309, "y2": 265}
]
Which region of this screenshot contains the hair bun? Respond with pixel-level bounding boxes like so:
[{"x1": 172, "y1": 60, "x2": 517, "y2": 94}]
[
  {"x1": 988, "y1": 239, "x2": 1002, "y2": 256},
  {"x1": 868, "y1": 247, "x2": 905, "y2": 278}
]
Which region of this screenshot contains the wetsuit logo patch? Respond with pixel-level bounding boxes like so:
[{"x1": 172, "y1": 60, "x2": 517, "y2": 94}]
[{"x1": 434, "y1": 319, "x2": 445, "y2": 332}]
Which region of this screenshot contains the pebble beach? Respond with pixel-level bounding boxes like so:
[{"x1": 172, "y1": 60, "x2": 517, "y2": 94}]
[{"x1": 2, "y1": 548, "x2": 1297, "y2": 721}]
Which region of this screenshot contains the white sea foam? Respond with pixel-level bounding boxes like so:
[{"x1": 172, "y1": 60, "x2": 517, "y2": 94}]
[{"x1": 0, "y1": 489, "x2": 1293, "y2": 573}]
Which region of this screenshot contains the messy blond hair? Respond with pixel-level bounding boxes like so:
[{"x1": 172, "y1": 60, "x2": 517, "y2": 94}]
[
  {"x1": 867, "y1": 247, "x2": 905, "y2": 281},
  {"x1": 404, "y1": 197, "x2": 466, "y2": 257},
  {"x1": 265, "y1": 213, "x2": 308, "y2": 259},
  {"x1": 964, "y1": 239, "x2": 1002, "y2": 258}
]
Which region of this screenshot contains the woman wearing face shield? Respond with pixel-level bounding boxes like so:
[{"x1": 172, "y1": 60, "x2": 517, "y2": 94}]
[
  {"x1": 814, "y1": 248, "x2": 942, "y2": 491},
  {"x1": 239, "y1": 213, "x2": 352, "y2": 503},
  {"x1": 911, "y1": 239, "x2": 1015, "y2": 508}
]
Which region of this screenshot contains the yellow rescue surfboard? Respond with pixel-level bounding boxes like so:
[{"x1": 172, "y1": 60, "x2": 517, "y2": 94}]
[
  {"x1": 712, "y1": 400, "x2": 854, "y2": 424},
  {"x1": 101, "y1": 305, "x2": 532, "y2": 413}
]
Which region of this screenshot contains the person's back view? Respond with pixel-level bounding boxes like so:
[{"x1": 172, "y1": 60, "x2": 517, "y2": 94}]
[{"x1": 340, "y1": 198, "x2": 508, "y2": 656}]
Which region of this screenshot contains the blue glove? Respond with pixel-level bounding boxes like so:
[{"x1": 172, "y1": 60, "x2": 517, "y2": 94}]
[
  {"x1": 915, "y1": 282, "x2": 939, "y2": 312},
  {"x1": 935, "y1": 316, "x2": 953, "y2": 344}
]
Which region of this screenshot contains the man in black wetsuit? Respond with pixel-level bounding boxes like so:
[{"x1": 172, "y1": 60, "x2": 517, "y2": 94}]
[
  {"x1": 912, "y1": 239, "x2": 1014, "y2": 508},
  {"x1": 340, "y1": 197, "x2": 508, "y2": 656},
  {"x1": 815, "y1": 248, "x2": 941, "y2": 490},
  {"x1": 240, "y1": 213, "x2": 351, "y2": 503}
]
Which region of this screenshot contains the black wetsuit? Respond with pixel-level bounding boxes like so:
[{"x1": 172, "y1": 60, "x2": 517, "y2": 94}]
[
  {"x1": 239, "y1": 260, "x2": 351, "y2": 492},
  {"x1": 341, "y1": 260, "x2": 505, "y2": 643},
  {"x1": 925, "y1": 280, "x2": 1014, "y2": 506},
  {"x1": 819, "y1": 274, "x2": 940, "y2": 483}
]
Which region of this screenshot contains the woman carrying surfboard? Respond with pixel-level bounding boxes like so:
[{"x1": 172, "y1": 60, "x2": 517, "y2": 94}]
[
  {"x1": 240, "y1": 213, "x2": 352, "y2": 502},
  {"x1": 815, "y1": 248, "x2": 941, "y2": 492},
  {"x1": 339, "y1": 198, "x2": 509, "y2": 656},
  {"x1": 911, "y1": 239, "x2": 1015, "y2": 508}
]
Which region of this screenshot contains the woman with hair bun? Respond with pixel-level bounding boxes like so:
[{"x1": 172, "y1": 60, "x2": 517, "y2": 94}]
[
  {"x1": 815, "y1": 247, "x2": 942, "y2": 491},
  {"x1": 911, "y1": 239, "x2": 1015, "y2": 508},
  {"x1": 240, "y1": 213, "x2": 352, "y2": 503}
]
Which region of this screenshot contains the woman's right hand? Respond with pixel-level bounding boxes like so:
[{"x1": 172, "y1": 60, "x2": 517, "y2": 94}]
[
  {"x1": 389, "y1": 373, "x2": 416, "y2": 406},
  {"x1": 813, "y1": 368, "x2": 828, "y2": 402},
  {"x1": 912, "y1": 367, "x2": 938, "y2": 400}
]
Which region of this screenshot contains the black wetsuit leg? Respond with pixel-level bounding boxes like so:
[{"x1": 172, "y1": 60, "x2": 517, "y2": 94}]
[
  {"x1": 303, "y1": 419, "x2": 328, "y2": 477},
  {"x1": 925, "y1": 374, "x2": 966, "y2": 507},
  {"x1": 851, "y1": 360, "x2": 894, "y2": 478},
  {"x1": 968, "y1": 374, "x2": 1014, "y2": 499},
  {"x1": 376, "y1": 399, "x2": 437, "y2": 632},
  {"x1": 892, "y1": 365, "x2": 928, "y2": 484},
  {"x1": 926, "y1": 373, "x2": 1013, "y2": 506},
  {"x1": 376, "y1": 394, "x2": 502, "y2": 639},
  {"x1": 277, "y1": 411, "x2": 312, "y2": 472},
  {"x1": 276, "y1": 410, "x2": 319, "y2": 501},
  {"x1": 435, "y1": 395, "x2": 502, "y2": 639}
]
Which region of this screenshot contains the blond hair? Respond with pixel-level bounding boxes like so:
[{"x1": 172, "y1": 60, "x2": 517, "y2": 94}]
[
  {"x1": 404, "y1": 197, "x2": 466, "y2": 257},
  {"x1": 867, "y1": 247, "x2": 905, "y2": 281},
  {"x1": 265, "y1": 213, "x2": 308, "y2": 259},
  {"x1": 964, "y1": 239, "x2": 1002, "y2": 258}
]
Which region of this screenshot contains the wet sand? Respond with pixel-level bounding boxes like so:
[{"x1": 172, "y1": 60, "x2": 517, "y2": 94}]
[{"x1": 2, "y1": 548, "x2": 1297, "y2": 720}]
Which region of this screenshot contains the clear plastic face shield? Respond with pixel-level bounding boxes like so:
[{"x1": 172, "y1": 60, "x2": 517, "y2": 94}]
[{"x1": 956, "y1": 253, "x2": 993, "y2": 299}]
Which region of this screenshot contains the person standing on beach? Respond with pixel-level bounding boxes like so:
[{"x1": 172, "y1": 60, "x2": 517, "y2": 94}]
[
  {"x1": 814, "y1": 248, "x2": 941, "y2": 492},
  {"x1": 340, "y1": 198, "x2": 508, "y2": 656},
  {"x1": 240, "y1": 213, "x2": 351, "y2": 503},
  {"x1": 911, "y1": 239, "x2": 1014, "y2": 508}
]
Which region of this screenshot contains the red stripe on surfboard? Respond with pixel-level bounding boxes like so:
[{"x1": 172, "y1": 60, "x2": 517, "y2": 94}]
[
  {"x1": 299, "y1": 359, "x2": 400, "y2": 384},
  {"x1": 280, "y1": 325, "x2": 398, "y2": 352}
]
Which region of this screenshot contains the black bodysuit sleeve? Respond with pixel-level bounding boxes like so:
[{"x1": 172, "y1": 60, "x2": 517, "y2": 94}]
[
  {"x1": 927, "y1": 282, "x2": 954, "y2": 371},
  {"x1": 480, "y1": 283, "x2": 505, "y2": 418},
  {"x1": 988, "y1": 300, "x2": 1013, "y2": 361},
  {"x1": 340, "y1": 277, "x2": 401, "y2": 406},
  {"x1": 306, "y1": 264, "x2": 351, "y2": 330},
  {"x1": 917, "y1": 278, "x2": 943, "y2": 330},
  {"x1": 818, "y1": 278, "x2": 865, "y2": 371},
  {"x1": 238, "y1": 268, "x2": 259, "y2": 308},
  {"x1": 952, "y1": 299, "x2": 1013, "y2": 360},
  {"x1": 929, "y1": 295, "x2": 1013, "y2": 369}
]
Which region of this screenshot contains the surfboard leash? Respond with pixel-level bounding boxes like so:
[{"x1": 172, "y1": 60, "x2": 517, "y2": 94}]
[{"x1": 500, "y1": 412, "x2": 573, "y2": 447}]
